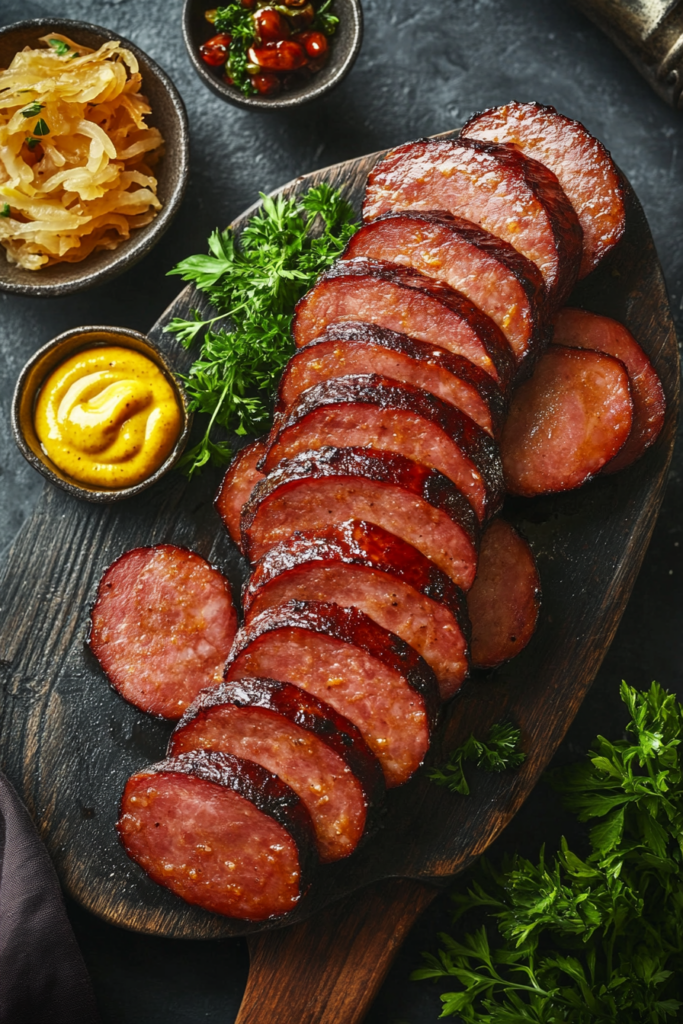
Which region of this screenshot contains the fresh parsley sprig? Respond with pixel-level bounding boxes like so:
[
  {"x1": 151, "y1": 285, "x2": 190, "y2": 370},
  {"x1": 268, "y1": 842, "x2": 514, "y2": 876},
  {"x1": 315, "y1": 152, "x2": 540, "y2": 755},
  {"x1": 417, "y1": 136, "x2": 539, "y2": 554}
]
[
  {"x1": 166, "y1": 182, "x2": 358, "y2": 476},
  {"x1": 413, "y1": 681, "x2": 683, "y2": 1021},
  {"x1": 429, "y1": 723, "x2": 526, "y2": 796}
]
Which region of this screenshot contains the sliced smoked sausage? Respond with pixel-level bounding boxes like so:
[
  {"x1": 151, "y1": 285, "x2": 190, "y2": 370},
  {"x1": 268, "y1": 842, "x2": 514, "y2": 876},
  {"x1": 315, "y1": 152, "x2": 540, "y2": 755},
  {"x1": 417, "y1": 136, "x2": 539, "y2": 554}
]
[
  {"x1": 118, "y1": 749, "x2": 316, "y2": 920},
  {"x1": 363, "y1": 137, "x2": 582, "y2": 306},
  {"x1": 462, "y1": 102, "x2": 626, "y2": 279},
  {"x1": 553, "y1": 308, "x2": 665, "y2": 473},
  {"x1": 292, "y1": 258, "x2": 515, "y2": 387},
  {"x1": 215, "y1": 440, "x2": 266, "y2": 551},
  {"x1": 244, "y1": 520, "x2": 470, "y2": 698},
  {"x1": 501, "y1": 345, "x2": 633, "y2": 496},
  {"x1": 344, "y1": 212, "x2": 547, "y2": 365},
  {"x1": 89, "y1": 545, "x2": 238, "y2": 719},
  {"x1": 468, "y1": 519, "x2": 541, "y2": 669},
  {"x1": 169, "y1": 676, "x2": 384, "y2": 863},
  {"x1": 225, "y1": 600, "x2": 440, "y2": 787},
  {"x1": 262, "y1": 374, "x2": 504, "y2": 522},
  {"x1": 241, "y1": 446, "x2": 479, "y2": 590}
]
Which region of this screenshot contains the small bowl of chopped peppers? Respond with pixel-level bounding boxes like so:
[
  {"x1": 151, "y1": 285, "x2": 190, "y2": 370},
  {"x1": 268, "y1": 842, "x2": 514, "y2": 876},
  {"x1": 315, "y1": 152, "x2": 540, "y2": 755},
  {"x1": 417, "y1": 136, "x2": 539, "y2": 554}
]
[{"x1": 183, "y1": 0, "x2": 362, "y2": 108}]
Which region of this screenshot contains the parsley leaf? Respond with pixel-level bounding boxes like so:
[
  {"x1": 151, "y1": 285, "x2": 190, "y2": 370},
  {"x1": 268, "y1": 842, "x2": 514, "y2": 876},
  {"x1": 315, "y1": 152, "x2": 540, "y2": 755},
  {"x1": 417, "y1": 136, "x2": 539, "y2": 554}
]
[
  {"x1": 166, "y1": 183, "x2": 358, "y2": 476},
  {"x1": 21, "y1": 102, "x2": 44, "y2": 118},
  {"x1": 33, "y1": 118, "x2": 50, "y2": 137},
  {"x1": 312, "y1": 0, "x2": 340, "y2": 35},
  {"x1": 213, "y1": 3, "x2": 258, "y2": 95},
  {"x1": 0, "y1": 203, "x2": 10, "y2": 217},
  {"x1": 413, "y1": 681, "x2": 683, "y2": 1021},
  {"x1": 429, "y1": 723, "x2": 525, "y2": 796},
  {"x1": 47, "y1": 38, "x2": 71, "y2": 55}
]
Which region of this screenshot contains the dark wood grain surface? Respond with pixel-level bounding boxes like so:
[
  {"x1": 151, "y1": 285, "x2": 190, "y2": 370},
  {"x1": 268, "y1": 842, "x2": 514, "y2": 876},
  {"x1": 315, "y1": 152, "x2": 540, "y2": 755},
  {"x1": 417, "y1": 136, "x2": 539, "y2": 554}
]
[{"x1": 0, "y1": 138, "x2": 677, "y2": 945}]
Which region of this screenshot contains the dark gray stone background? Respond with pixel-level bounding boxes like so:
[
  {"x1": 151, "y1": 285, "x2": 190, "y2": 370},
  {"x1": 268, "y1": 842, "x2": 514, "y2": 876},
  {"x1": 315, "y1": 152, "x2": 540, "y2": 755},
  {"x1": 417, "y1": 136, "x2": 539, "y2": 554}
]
[{"x1": 0, "y1": 0, "x2": 681, "y2": 1020}]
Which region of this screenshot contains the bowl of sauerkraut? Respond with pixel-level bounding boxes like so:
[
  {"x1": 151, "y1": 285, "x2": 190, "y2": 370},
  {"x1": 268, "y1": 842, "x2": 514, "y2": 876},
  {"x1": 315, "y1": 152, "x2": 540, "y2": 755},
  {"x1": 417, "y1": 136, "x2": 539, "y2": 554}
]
[{"x1": 0, "y1": 20, "x2": 189, "y2": 295}]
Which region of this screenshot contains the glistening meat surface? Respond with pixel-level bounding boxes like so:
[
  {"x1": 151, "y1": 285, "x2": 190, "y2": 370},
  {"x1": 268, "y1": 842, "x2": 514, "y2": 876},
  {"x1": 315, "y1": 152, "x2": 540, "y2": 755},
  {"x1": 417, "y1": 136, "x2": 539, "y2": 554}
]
[
  {"x1": 262, "y1": 374, "x2": 504, "y2": 522},
  {"x1": 468, "y1": 518, "x2": 541, "y2": 669},
  {"x1": 363, "y1": 137, "x2": 583, "y2": 305},
  {"x1": 244, "y1": 520, "x2": 470, "y2": 698},
  {"x1": 241, "y1": 446, "x2": 479, "y2": 590},
  {"x1": 89, "y1": 545, "x2": 237, "y2": 719},
  {"x1": 276, "y1": 322, "x2": 505, "y2": 437},
  {"x1": 169, "y1": 678, "x2": 383, "y2": 863},
  {"x1": 225, "y1": 601, "x2": 440, "y2": 787},
  {"x1": 117, "y1": 750, "x2": 316, "y2": 920},
  {"x1": 501, "y1": 345, "x2": 634, "y2": 496},
  {"x1": 553, "y1": 308, "x2": 665, "y2": 473},
  {"x1": 292, "y1": 257, "x2": 515, "y2": 386},
  {"x1": 215, "y1": 440, "x2": 266, "y2": 551},
  {"x1": 344, "y1": 212, "x2": 547, "y2": 364},
  {"x1": 462, "y1": 102, "x2": 626, "y2": 278}
]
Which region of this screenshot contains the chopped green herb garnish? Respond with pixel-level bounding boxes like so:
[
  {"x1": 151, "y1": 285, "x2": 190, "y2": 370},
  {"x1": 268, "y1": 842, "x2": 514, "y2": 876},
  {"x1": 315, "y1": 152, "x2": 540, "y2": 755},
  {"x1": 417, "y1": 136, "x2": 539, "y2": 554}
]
[
  {"x1": 21, "y1": 102, "x2": 44, "y2": 118},
  {"x1": 33, "y1": 119, "x2": 50, "y2": 137},
  {"x1": 413, "y1": 681, "x2": 683, "y2": 1020},
  {"x1": 48, "y1": 39, "x2": 71, "y2": 56},
  {"x1": 313, "y1": 0, "x2": 339, "y2": 35},
  {"x1": 25, "y1": 138, "x2": 40, "y2": 151},
  {"x1": 213, "y1": 3, "x2": 259, "y2": 95},
  {"x1": 0, "y1": 203, "x2": 10, "y2": 217},
  {"x1": 429, "y1": 722, "x2": 525, "y2": 796},
  {"x1": 166, "y1": 182, "x2": 358, "y2": 476}
]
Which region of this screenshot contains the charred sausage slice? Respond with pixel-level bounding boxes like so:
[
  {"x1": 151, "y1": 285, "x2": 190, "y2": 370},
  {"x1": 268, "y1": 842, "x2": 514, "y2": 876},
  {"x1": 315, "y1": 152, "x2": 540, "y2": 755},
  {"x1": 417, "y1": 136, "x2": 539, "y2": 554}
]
[
  {"x1": 244, "y1": 520, "x2": 470, "y2": 698},
  {"x1": 468, "y1": 519, "x2": 541, "y2": 669},
  {"x1": 501, "y1": 346, "x2": 633, "y2": 496},
  {"x1": 276, "y1": 322, "x2": 505, "y2": 437},
  {"x1": 89, "y1": 545, "x2": 238, "y2": 719},
  {"x1": 363, "y1": 137, "x2": 582, "y2": 306},
  {"x1": 553, "y1": 308, "x2": 665, "y2": 473},
  {"x1": 169, "y1": 677, "x2": 384, "y2": 863},
  {"x1": 117, "y1": 750, "x2": 316, "y2": 920},
  {"x1": 262, "y1": 374, "x2": 504, "y2": 522},
  {"x1": 241, "y1": 446, "x2": 479, "y2": 590},
  {"x1": 344, "y1": 212, "x2": 547, "y2": 365},
  {"x1": 215, "y1": 440, "x2": 266, "y2": 551},
  {"x1": 225, "y1": 601, "x2": 440, "y2": 787},
  {"x1": 462, "y1": 102, "x2": 626, "y2": 279},
  {"x1": 292, "y1": 257, "x2": 515, "y2": 387}
]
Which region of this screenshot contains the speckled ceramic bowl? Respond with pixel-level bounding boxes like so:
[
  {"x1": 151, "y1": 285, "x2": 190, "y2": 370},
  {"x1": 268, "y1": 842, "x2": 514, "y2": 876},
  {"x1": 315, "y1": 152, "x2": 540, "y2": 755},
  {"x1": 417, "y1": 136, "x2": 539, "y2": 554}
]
[
  {"x1": 183, "y1": 0, "x2": 363, "y2": 110},
  {"x1": 12, "y1": 326, "x2": 192, "y2": 502},
  {"x1": 0, "y1": 19, "x2": 189, "y2": 297}
]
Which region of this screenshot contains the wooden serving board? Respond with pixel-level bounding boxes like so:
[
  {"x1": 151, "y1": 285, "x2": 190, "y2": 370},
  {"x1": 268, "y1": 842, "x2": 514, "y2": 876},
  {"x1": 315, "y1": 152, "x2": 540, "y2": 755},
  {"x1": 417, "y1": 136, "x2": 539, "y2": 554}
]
[{"x1": 0, "y1": 137, "x2": 678, "y2": 953}]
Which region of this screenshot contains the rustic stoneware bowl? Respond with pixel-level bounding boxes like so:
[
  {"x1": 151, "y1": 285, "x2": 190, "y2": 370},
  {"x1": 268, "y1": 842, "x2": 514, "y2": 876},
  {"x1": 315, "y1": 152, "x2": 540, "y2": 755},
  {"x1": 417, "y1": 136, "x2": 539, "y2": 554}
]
[
  {"x1": 0, "y1": 19, "x2": 190, "y2": 297},
  {"x1": 12, "y1": 326, "x2": 193, "y2": 502},
  {"x1": 183, "y1": 0, "x2": 363, "y2": 110}
]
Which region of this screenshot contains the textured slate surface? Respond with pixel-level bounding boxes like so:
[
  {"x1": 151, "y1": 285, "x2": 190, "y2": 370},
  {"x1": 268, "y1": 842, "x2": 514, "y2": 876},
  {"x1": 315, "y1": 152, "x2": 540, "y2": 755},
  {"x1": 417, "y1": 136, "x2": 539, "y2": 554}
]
[{"x1": 0, "y1": 0, "x2": 682, "y2": 1020}]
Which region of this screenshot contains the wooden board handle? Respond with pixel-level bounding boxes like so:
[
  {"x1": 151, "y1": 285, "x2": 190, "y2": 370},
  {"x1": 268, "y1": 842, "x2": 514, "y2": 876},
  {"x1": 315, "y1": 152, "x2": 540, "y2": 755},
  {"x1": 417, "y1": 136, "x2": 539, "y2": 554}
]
[{"x1": 235, "y1": 878, "x2": 439, "y2": 1024}]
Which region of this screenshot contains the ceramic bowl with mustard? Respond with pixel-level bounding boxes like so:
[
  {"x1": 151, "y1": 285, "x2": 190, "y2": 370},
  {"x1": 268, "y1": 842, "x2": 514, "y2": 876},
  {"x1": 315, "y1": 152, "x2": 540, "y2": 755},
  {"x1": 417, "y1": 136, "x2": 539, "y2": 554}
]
[{"x1": 12, "y1": 326, "x2": 192, "y2": 502}]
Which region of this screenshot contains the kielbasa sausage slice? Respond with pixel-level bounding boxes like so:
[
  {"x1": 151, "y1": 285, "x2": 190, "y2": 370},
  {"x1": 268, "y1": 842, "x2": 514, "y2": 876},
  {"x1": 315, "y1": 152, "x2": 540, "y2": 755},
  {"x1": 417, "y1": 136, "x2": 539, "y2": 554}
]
[
  {"x1": 241, "y1": 446, "x2": 479, "y2": 590},
  {"x1": 462, "y1": 102, "x2": 626, "y2": 279},
  {"x1": 501, "y1": 345, "x2": 633, "y2": 496},
  {"x1": 553, "y1": 308, "x2": 665, "y2": 473},
  {"x1": 262, "y1": 374, "x2": 504, "y2": 522},
  {"x1": 468, "y1": 519, "x2": 541, "y2": 669},
  {"x1": 118, "y1": 750, "x2": 316, "y2": 921},
  {"x1": 215, "y1": 440, "x2": 266, "y2": 551},
  {"x1": 89, "y1": 545, "x2": 238, "y2": 719},
  {"x1": 276, "y1": 322, "x2": 505, "y2": 437},
  {"x1": 169, "y1": 677, "x2": 384, "y2": 863},
  {"x1": 345, "y1": 212, "x2": 547, "y2": 365},
  {"x1": 363, "y1": 137, "x2": 582, "y2": 307},
  {"x1": 225, "y1": 601, "x2": 440, "y2": 788},
  {"x1": 292, "y1": 257, "x2": 515, "y2": 387},
  {"x1": 244, "y1": 520, "x2": 470, "y2": 698}
]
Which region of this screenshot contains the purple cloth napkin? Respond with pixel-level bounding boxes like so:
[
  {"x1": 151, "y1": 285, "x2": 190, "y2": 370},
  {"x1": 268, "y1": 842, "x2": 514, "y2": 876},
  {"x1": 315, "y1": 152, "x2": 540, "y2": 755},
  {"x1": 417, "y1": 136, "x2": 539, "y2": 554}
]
[{"x1": 0, "y1": 773, "x2": 100, "y2": 1024}]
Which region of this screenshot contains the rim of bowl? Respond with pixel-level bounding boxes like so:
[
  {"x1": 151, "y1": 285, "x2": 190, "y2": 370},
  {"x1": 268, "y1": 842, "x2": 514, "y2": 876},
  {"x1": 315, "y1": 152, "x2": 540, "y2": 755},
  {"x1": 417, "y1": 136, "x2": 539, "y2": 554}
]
[
  {"x1": 12, "y1": 326, "x2": 193, "y2": 503},
  {"x1": 182, "y1": 0, "x2": 363, "y2": 111},
  {"x1": 0, "y1": 19, "x2": 190, "y2": 297}
]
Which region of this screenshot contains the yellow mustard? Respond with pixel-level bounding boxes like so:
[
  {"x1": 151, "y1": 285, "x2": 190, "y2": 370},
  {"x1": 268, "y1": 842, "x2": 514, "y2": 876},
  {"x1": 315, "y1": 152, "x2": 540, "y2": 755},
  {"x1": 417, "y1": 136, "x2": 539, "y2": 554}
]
[{"x1": 34, "y1": 346, "x2": 183, "y2": 489}]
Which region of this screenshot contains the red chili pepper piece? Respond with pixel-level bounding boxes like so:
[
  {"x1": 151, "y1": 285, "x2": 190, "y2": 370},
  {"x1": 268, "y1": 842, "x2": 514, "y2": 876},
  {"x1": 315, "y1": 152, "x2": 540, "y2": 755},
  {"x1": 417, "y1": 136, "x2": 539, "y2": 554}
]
[
  {"x1": 199, "y1": 33, "x2": 232, "y2": 66},
  {"x1": 255, "y1": 8, "x2": 291, "y2": 42},
  {"x1": 247, "y1": 40, "x2": 307, "y2": 71},
  {"x1": 294, "y1": 30, "x2": 328, "y2": 59},
  {"x1": 251, "y1": 72, "x2": 282, "y2": 95}
]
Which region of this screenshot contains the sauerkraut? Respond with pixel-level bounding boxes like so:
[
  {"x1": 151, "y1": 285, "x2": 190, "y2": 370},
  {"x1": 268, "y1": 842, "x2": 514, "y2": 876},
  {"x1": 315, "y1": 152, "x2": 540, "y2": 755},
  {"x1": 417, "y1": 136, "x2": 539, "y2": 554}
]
[{"x1": 0, "y1": 33, "x2": 164, "y2": 270}]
